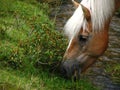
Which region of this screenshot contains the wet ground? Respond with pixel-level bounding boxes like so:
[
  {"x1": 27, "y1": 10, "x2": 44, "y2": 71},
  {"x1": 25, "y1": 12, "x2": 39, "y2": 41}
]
[{"x1": 50, "y1": 3, "x2": 120, "y2": 90}]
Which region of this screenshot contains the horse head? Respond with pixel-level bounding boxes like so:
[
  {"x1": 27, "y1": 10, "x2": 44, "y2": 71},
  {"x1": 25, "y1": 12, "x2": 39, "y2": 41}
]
[{"x1": 60, "y1": 0, "x2": 116, "y2": 79}]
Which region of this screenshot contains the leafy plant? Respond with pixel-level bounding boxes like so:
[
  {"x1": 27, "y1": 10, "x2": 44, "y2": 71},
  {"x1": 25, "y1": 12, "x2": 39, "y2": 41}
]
[{"x1": 0, "y1": 0, "x2": 67, "y2": 71}]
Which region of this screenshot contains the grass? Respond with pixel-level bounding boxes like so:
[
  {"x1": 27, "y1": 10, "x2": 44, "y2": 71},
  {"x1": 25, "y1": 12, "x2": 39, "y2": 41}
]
[{"x1": 0, "y1": 68, "x2": 98, "y2": 90}]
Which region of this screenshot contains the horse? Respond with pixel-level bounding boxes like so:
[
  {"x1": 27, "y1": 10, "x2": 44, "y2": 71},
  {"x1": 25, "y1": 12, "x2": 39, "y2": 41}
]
[{"x1": 60, "y1": 0, "x2": 120, "y2": 79}]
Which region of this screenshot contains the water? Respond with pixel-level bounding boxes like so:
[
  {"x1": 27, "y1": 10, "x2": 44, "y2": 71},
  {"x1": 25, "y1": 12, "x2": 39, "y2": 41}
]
[{"x1": 50, "y1": 3, "x2": 120, "y2": 90}]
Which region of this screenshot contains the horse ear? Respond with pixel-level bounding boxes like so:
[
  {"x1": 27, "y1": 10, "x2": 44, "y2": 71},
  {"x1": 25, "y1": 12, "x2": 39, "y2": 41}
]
[
  {"x1": 80, "y1": 4, "x2": 91, "y2": 21},
  {"x1": 72, "y1": 0, "x2": 91, "y2": 20},
  {"x1": 72, "y1": 0, "x2": 79, "y2": 8}
]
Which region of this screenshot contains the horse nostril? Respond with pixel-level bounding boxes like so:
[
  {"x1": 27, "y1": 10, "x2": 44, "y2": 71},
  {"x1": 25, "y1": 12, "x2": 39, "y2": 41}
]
[
  {"x1": 60, "y1": 62, "x2": 67, "y2": 77},
  {"x1": 60, "y1": 61, "x2": 72, "y2": 79},
  {"x1": 61, "y1": 67, "x2": 66, "y2": 75}
]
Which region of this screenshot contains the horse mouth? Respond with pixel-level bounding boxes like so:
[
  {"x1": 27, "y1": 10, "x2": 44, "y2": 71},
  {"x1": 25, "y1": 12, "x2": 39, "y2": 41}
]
[{"x1": 60, "y1": 59, "x2": 81, "y2": 80}]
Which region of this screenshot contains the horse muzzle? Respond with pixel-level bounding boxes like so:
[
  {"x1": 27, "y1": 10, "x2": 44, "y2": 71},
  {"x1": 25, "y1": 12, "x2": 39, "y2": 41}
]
[{"x1": 60, "y1": 59, "x2": 81, "y2": 81}]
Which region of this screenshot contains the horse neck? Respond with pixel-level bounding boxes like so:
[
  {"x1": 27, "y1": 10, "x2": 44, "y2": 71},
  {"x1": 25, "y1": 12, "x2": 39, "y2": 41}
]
[{"x1": 115, "y1": 0, "x2": 120, "y2": 10}]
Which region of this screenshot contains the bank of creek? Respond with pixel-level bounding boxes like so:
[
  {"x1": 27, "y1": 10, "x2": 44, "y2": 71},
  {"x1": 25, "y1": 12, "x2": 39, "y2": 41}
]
[{"x1": 50, "y1": 2, "x2": 120, "y2": 90}]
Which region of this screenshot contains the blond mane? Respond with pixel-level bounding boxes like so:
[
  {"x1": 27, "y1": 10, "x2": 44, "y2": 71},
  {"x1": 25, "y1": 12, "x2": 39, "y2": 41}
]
[{"x1": 64, "y1": 0, "x2": 115, "y2": 39}]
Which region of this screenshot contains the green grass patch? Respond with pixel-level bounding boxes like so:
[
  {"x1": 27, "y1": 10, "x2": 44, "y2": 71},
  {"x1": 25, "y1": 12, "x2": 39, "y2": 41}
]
[
  {"x1": 0, "y1": 0, "x2": 66, "y2": 69},
  {"x1": 0, "y1": 69, "x2": 97, "y2": 90}
]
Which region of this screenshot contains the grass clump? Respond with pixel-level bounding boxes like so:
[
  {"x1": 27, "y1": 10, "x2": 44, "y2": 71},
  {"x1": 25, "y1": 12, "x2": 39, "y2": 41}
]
[
  {"x1": 0, "y1": 0, "x2": 66, "y2": 70},
  {"x1": 0, "y1": 69, "x2": 98, "y2": 90}
]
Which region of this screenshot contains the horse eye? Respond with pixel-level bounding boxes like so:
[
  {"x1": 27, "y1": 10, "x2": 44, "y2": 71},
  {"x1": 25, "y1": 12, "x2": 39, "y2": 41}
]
[{"x1": 78, "y1": 35, "x2": 88, "y2": 42}]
